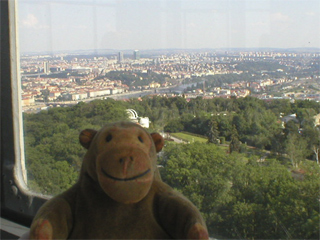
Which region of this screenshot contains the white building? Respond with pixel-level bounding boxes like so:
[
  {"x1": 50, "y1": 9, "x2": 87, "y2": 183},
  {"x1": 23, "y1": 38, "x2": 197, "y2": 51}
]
[
  {"x1": 126, "y1": 109, "x2": 150, "y2": 128},
  {"x1": 139, "y1": 117, "x2": 150, "y2": 128}
]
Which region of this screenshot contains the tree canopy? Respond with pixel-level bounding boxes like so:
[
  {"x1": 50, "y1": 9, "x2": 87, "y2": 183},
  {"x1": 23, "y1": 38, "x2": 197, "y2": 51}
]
[
  {"x1": 23, "y1": 96, "x2": 320, "y2": 239},
  {"x1": 160, "y1": 142, "x2": 320, "y2": 239}
]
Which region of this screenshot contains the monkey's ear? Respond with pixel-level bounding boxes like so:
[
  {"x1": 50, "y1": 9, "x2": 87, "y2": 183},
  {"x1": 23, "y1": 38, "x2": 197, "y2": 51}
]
[
  {"x1": 150, "y1": 133, "x2": 164, "y2": 153},
  {"x1": 79, "y1": 129, "x2": 97, "y2": 149}
]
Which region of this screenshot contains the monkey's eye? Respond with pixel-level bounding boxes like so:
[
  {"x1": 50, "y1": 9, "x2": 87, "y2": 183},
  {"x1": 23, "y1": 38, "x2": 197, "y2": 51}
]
[
  {"x1": 138, "y1": 136, "x2": 144, "y2": 143},
  {"x1": 106, "y1": 134, "x2": 113, "y2": 142}
]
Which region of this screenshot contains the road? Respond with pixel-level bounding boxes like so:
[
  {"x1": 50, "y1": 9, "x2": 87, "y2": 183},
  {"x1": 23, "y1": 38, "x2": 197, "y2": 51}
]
[{"x1": 166, "y1": 134, "x2": 186, "y2": 144}]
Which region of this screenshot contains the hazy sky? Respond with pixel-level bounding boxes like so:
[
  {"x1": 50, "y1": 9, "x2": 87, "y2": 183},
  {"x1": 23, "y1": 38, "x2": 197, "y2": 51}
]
[{"x1": 18, "y1": 0, "x2": 320, "y2": 53}]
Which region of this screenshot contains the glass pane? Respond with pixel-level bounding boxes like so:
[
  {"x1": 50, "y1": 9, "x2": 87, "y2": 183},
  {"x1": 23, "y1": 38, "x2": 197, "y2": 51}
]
[{"x1": 19, "y1": 0, "x2": 320, "y2": 239}]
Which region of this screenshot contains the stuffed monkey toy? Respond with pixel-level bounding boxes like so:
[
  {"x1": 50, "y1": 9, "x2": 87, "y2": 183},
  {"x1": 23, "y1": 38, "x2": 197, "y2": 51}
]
[{"x1": 30, "y1": 121, "x2": 209, "y2": 239}]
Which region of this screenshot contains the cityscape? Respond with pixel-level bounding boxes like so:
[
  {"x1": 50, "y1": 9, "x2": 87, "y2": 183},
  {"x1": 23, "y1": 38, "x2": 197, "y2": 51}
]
[
  {"x1": 20, "y1": 49, "x2": 320, "y2": 113},
  {"x1": 14, "y1": 1, "x2": 320, "y2": 239}
]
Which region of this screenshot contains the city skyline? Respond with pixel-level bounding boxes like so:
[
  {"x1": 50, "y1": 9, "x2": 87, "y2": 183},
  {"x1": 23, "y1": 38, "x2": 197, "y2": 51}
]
[{"x1": 18, "y1": 0, "x2": 320, "y2": 53}]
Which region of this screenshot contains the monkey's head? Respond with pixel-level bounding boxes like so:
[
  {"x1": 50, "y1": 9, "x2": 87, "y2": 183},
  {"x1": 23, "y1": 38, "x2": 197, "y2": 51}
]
[{"x1": 79, "y1": 121, "x2": 164, "y2": 204}]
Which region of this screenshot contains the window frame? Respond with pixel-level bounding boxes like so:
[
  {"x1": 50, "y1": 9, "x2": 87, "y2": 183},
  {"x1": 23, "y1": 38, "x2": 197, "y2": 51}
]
[{"x1": 1, "y1": 0, "x2": 47, "y2": 228}]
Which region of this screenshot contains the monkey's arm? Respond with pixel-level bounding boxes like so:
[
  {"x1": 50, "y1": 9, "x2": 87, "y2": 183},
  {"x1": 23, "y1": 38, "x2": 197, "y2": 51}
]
[
  {"x1": 154, "y1": 183, "x2": 209, "y2": 240},
  {"x1": 30, "y1": 197, "x2": 73, "y2": 240}
]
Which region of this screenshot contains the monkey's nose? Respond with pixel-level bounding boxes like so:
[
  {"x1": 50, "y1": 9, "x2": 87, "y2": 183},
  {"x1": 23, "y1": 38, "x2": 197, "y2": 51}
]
[
  {"x1": 119, "y1": 156, "x2": 134, "y2": 164},
  {"x1": 119, "y1": 156, "x2": 134, "y2": 175}
]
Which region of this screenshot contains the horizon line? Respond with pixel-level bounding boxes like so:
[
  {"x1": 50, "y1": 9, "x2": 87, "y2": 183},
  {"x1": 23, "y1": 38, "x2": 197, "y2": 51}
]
[{"x1": 20, "y1": 47, "x2": 320, "y2": 55}]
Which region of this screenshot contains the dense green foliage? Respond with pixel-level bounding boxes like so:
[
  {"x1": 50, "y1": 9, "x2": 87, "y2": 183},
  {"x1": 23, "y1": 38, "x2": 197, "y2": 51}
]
[
  {"x1": 24, "y1": 98, "x2": 129, "y2": 195},
  {"x1": 187, "y1": 73, "x2": 257, "y2": 91},
  {"x1": 127, "y1": 96, "x2": 319, "y2": 157},
  {"x1": 184, "y1": 61, "x2": 292, "y2": 92},
  {"x1": 23, "y1": 96, "x2": 320, "y2": 239},
  {"x1": 159, "y1": 143, "x2": 320, "y2": 239},
  {"x1": 96, "y1": 70, "x2": 171, "y2": 88}
]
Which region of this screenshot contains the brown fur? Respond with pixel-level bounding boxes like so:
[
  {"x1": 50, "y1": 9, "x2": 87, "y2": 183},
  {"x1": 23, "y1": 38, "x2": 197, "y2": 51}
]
[{"x1": 30, "y1": 121, "x2": 208, "y2": 239}]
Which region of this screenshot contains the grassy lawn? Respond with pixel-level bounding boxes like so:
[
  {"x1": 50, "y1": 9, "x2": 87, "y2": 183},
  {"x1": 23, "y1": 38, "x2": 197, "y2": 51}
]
[
  {"x1": 168, "y1": 132, "x2": 298, "y2": 166},
  {"x1": 169, "y1": 132, "x2": 260, "y2": 162},
  {"x1": 170, "y1": 132, "x2": 208, "y2": 143}
]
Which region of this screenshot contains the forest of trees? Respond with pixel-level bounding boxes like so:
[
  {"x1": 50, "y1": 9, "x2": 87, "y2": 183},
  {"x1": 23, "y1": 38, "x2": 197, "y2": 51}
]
[
  {"x1": 160, "y1": 143, "x2": 319, "y2": 239},
  {"x1": 183, "y1": 62, "x2": 291, "y2": 92},
  {"x1": 23, "y1": 96, "x2": 320, "y2": 239},
  {"x1": 95, "y1": 70, "x2": 171, "y2": 89}
]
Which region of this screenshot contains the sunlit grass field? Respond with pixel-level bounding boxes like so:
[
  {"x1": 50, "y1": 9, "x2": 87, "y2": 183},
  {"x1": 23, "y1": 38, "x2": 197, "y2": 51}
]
[{"x1": 169, "y1": 132, "x2": 251, "y2": 155}]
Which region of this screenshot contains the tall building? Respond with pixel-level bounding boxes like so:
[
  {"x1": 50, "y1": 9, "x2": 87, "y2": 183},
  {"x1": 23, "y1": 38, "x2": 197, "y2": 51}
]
[
  {"x1": 133, "y1": 50, "x2": 140, "y2": 60},
  {"x1": 43, "y1": 61, "x2": 50, "y2": 73},
  {"x1": 118, "y1": 51, "x2": 124, "y2": 63}
]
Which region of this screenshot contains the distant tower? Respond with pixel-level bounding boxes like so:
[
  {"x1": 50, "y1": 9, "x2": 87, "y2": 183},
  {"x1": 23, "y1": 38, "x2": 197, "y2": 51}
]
[
  {"x1": 43, "y1": 61, "x2": 50, "y2": 73},
  {"x1": 133, "y1": 50, "x2": 140, "y2": 60},
  {"x1": 118, "y1": 52, "x2": 124, "y2": 63}
]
